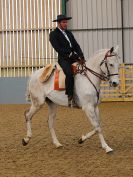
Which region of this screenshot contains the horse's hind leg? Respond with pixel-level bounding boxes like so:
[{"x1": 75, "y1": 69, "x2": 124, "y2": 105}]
[
  {"x1": 46, "y1": 98, "x2": 63, "y2": 148},
  {"x1": 22, "y1": 95, "x2": 44, "y2": 146}
]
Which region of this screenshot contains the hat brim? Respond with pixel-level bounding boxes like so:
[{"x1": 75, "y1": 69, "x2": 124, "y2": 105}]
[{"x1": 53, "y1": 17, "x2": 72, "y2": 22}]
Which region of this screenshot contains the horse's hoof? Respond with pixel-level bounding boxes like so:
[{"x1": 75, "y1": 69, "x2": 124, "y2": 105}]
[
  {"x1": 57, "y1": 145, "x2": 63, "y2": 149},
  {"x1": 55, "y1": 143, "x2": 63, "y2": 148},
  {"x1": 78, "y1": 138, "x2": 83, "y2": 144},
  {"x1": 22, "y1": 139, "x2": 28, "y2": 146},
  {"x1": 106, "y1": 148, "x2": 113, "y2": 154},
  {"x1": 107, "y1": 151, "x2": 113, "y2": 154}
]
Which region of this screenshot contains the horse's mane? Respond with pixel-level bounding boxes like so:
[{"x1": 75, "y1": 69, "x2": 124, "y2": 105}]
[
  {"x1": 95, "y1": 49, "x2": 108, "y2": 54},
  {"x1": 89, "y1": 49, "x2": 108, "y2": 60}
]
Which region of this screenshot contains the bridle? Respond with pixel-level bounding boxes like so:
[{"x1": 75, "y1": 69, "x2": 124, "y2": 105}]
[
  {"x1": 100, "y1": 50, "x2": 119, "y2": 81},
  {"x1": 76, "y1": 50, "x2": 119, "y2": 101}
]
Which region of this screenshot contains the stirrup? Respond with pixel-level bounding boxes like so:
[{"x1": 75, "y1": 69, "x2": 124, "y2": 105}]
[{"x1": 68, "y1": 97, "x2": 79, "y2": 108}]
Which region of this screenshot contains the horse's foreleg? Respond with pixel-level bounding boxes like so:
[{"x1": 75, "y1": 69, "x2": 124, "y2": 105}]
[
  {"x1": 46, "y1": 99, "x2": 63, "y2": 148},
  {"x1": 81, "y1": 104, "x2": 113, "y2": 153},
  {"x1": 95, "y1": 106, "x2": 113, "y2": 153},
  {"x1": 22, "y1": 97, "x2": 43, "y2": 146},
  {"x1": 79, "y1": 105, "x2": 98, "y2": 143},
  {"x1": 78, "y1": 129, "x2": 96, "y2": 144}
]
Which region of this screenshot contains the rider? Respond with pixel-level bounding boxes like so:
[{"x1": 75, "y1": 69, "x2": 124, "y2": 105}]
[{"x1": 49, "y1": 14, "x2": 85, "y2": 107}]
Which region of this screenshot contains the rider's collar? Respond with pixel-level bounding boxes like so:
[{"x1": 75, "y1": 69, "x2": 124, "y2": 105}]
[{"x1": 58, "y1": 27, "x2": 65, "y2": 33}]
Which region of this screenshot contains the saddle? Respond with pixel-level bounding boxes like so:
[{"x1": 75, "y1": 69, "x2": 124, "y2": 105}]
[
  {"x1": 39, "y1": 63, "x2": 77, "y2": 91},
  {"x1": 39, "y1": 64, "x2": 55, "y2": 82}
]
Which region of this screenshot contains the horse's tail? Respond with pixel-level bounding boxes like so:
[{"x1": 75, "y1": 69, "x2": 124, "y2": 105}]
[{"x1": 25, "y1": 79, "x2": 31, "y2": 102}]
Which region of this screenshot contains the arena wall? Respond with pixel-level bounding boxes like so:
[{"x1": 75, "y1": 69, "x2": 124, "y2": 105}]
[
  {"x1": 0, "y1": 0, "x2": 133, "y2": 103},
  {"x1": 0, "y1": 0, "x2": 62, "y2": 77},
  {"x1": 0, "y1": 0, "x2": 62, "y2": 103},
  {"x1": 66, "y1": 0, "x2": 133, "y2": 63}
]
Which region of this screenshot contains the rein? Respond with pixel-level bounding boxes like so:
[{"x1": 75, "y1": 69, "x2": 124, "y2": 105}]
[
  {"x1": 78, "y1": 64, "x2": 108, "y2": 81},
  {"x1": 76, "y1": 51, "x2": 118, "y2": 102},
  {"x1": 76, "y1": 63, "x2": 101, "y2": 101}
]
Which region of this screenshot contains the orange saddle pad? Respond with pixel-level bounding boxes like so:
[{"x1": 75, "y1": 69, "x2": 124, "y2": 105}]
[{"x1": 54, "y1": 63, "x2": 77, "y2": 91}]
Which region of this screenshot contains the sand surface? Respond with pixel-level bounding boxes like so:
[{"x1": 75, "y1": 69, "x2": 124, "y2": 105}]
[{"x1": 0, "y1": 102, "x2": 132, "y2": 177}]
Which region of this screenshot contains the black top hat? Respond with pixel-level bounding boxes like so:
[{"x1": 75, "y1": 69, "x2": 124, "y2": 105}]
[{"x1": 53, "y1": 14, "x2": 72, "y2": 22}]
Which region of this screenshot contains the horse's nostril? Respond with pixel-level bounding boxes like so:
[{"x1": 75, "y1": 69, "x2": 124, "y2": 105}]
[{"x1": 112, "y1": 82, "x2": 118, "y2": 87}]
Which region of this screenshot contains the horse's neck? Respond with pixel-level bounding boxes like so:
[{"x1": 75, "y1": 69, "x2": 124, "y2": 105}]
[
  {"x1": 87, "y1": 52, "x2": 105, "y2": 72},
  {"x1": 85, "y1": 52, "x2": 105, "y2": 87}
]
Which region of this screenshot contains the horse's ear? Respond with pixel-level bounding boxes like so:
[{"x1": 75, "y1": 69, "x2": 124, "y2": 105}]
[
  {"x1": 110, "y1": 47, "x2": 114, "y2": 53},
  {"x1": 114, "y1": 45, "x2": 119, "y2": 54}
]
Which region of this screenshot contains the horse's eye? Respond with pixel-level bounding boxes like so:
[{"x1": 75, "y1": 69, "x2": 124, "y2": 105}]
[{"x1": 109, "y1": 64, "x2": 114, "y2": 67}]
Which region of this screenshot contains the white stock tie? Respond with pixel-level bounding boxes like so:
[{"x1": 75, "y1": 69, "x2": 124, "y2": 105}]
[{"x1": 62, "y1": 31, "x2": 72, "y2": 48}]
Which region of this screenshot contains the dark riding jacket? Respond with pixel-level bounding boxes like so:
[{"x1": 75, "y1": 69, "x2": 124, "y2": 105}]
[{"x1": 49, "y1": 27, "x2": 84, "y2": 60}]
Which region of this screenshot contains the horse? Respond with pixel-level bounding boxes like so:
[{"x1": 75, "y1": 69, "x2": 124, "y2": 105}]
[{"x1": 22, "y1": 46, "x2": 120, "y2": 153}]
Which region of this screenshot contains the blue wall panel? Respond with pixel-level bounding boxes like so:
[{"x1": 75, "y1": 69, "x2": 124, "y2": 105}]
[{"x1": 0, "y1": 78, "x2": 29, "y2": 104}]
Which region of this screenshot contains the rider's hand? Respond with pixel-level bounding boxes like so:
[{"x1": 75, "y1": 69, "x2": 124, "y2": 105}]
[{"x1": 78, "y1": 57, "x2": 86, "y2": 65}]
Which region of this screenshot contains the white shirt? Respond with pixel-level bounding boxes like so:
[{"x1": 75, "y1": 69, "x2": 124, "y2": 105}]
[{"x1": 58, "y1": 27, "x2": 72, "y2": 48}]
